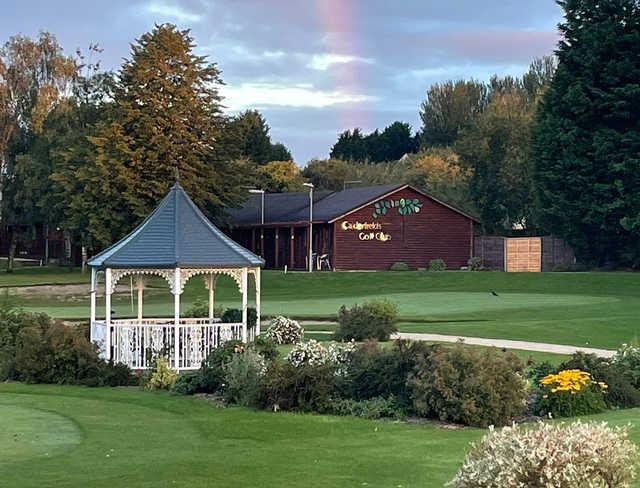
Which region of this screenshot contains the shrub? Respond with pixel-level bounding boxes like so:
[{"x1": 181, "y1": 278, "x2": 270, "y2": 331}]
[
  {"x1": 409, "y1": 344, "x2": 527, "y2": 427},
  {"x1": 334, "y1": 299, "x2": 398, "y2": 342},
  {"x1": 326, "y1": 340, "x2": 356, "y2": 376},
  {"x1": 98, "y1": 361, "x2": 138, "y2": 387},
  {"x1": 184, "y1": 298, "x2": 224, "y2": 318},
  {"x1": 147, "y1": 357, "x2": 178, "y2": 390},
  {"x1": 611, "y1": 344, "x2": 640, "y2": 388},
  {"x1": 389, "y1": 261, "x2": 409, "y2": 271},
  {"x1": 559, "y1": 352, "x2": 640, "y2": 409},
  {"x1": 265, "y1": 316, "x2": 303, "y2": 344},
  {"x1": 222, "y1": 348, "x2": 266, "y2": 406},
  {"x1": 428, "y1": 258, "x2": 447, "y2": 271},
  {"x1": 535, "y1": 369, "x2": 607, "y2": 418},
  {"x1": 251, "y1": 335, "x2": 279, "y2": 362},
  {"x1": 466, "y1": 257, "x2": 482, "y2": 271},
  {"x1": 221, "y1": 308, "x2": 257, "y2": 328},
  {"x1": 286, "y1": 339, "x2": 329, "y2": 367},
  {"x1": 171, "y1": 371, "x2": 204, "y2": 395},
  {"x1": 552, "y1": 262, "x2": 588, "y2": 272},
  {"x1": 257, "y1": 361, "x2": 337, "y2": 412},
  {"x1": 524, "y1": 360, "x2": 557, "y2": 384},
  {"x1": 448, "y1": 421, "x2": 638, "y2": 488},
  {"x1": 340, "y1": 340, "x2": 432, "y2": 410},
  {"x1": 327, "y1": 395, "x2": 403, "y2": 420},
  {"x1": 0, "y1": 304, "x2": 32, "y2": 380},
  {"x1": 198, "y1": 340, "x2": 243, "y2": 393}
]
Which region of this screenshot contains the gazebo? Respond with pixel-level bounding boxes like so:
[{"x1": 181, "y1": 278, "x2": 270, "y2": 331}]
[{"x1": 88, "y1": 183, "x2": 264, "y2": 370}]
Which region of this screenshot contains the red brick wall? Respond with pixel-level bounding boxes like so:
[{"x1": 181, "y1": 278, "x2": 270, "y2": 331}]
[{"x1": 332, "y1": 188, "x2": 473, "y2": 270}]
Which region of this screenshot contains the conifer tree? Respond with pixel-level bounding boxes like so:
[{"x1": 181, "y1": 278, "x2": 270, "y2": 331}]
[{"x1": 533, "y1": 0, "x2": 640, "y2": 266}]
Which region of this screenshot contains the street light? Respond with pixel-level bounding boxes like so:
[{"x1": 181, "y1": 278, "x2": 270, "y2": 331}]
[
  {"x1": 248, "y1": 189, "x2": 265, "y2": 257},
  {"x1": 303, "y1": 182, "x2": 314, "y2": 272}
]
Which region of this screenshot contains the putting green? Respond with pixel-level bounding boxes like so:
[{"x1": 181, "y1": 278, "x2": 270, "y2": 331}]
[
  {"x1": 264, "y1": 292, "x2": 619, "y2": 318},
  {"x1": 0, "y1": 405, "x2": 82, "y2": 463}
]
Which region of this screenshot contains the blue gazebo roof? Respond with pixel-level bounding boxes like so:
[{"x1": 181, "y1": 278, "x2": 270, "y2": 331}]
[{"x1": 88, "y1": 183, "x2": 264, "y2": 269}]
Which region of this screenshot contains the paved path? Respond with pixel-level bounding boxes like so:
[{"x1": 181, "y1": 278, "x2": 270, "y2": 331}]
[{"x1": 301, "y1": 324, "x2": 615, "y2": 358}]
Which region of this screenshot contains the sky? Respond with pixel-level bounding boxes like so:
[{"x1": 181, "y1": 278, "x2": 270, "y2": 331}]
[{"x1": 2, "y1": 0, "x2": 563, "y2": 164}]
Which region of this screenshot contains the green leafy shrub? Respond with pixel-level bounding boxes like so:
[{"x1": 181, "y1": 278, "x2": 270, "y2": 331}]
[
  {"x1": 184, "y1": 298, "x2": 224, "y2": 318},
  {"x1": 449, "y1": 421, "x2": 638, "y2": 488},
  {"x1": 147, "y1": 357, "x2": 178, "y2": 390},
  {"x1": 198, "y1": 340, "x2": 244, "y2": 393},
  {"x1": 339, "y1": 340, "x2": 432, "y2": 410},
  {"x1": 251, "y1": 335, "x2": 279, "y2": 362},
  {"x1": 551, "y1": 262, "x2": 588, "y2": 272},
  {"x1": 171, "y1": 371, "x2": 204, "y2": 395},
  {"x1": 326, "y1": 395, "x2": 403, "y2": 419},
  {"x1": 611, "y1": 344, "x2": 640, "y2": 388},
  {"x1": 535, "y1": 369, "x2": 607, "y2": 418},
  {"x1": 466, "y1": 257, "x2": 483, "y2": 271},
  {"x1": 98, "y1": 361, "x2": 138, "y2": 387},
  {"x1": 0, "y1": 304, "x2": 32, "y2": 380},
  {"x1": 334, "y1": 299, "x2": 398, "y2": 342},
  {"x1": 221, "y1": 308, "x2": 257, "y2": 328},
  {"x1": 258, "y1": 362, "x2": 337, "y2": 412},
  {"x1": 222, "y1": 348, "x2": 266, "y2": 406},
  {"x1": 524, "y1": 360, "x2": 557, "y2": 384},
  {"x1": 428, "y1": 258, "x2": 447, "y2": 271},
  {"x1": 559, "y1": 352, "x2": 640, "y2": 409},
  {"x1": 265, "y1": 316, "x2": 303, "y2": 344},
  {"x1": 409, "y1": 344, "x2": 527, "y2": 427},
  {"x1": 389, "y1": 261, "x2": 409, "y2": 271}
]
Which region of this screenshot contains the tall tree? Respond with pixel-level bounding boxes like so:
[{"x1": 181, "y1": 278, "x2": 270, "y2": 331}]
[
  {"x1": 419, "y1": 80, "x2": 488, "y2": 147},
  {"x1": 533, "y1": 0, "x2": 640, "y2": 266},
  {"x1": 85, "y1": 24, "x2": 245, "y2": 242},
  {"x1": 302, "y1": 158, "x2": 352, "y2": 191},
  {"x1": 0, "y1": 32, "x2": 77, "y2": 270},
  {"x1": 259, "y1": 160, "x2": 305, "y2": 192}
]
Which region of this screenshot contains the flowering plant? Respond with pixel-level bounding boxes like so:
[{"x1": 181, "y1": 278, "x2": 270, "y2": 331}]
[
  {"x1": 449, "y1": 421, "x2": 638, "y2": 487},
  {"x1": 265, "y1": 316, "x2": 304, "y2": 344},
  {"x1": 611, "y1": 343, "x2": 640, "y2": 388},
  {"x1": 286, "y1": 340, "x2": 355, "y2": 374},
  {"x1": 536, "y1": 369, "x2": 607, "y2": 417}
]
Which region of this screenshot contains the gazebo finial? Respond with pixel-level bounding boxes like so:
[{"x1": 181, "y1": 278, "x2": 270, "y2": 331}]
[{"x1": 174, "y1": 166, "x2": 180, "y2": 184}]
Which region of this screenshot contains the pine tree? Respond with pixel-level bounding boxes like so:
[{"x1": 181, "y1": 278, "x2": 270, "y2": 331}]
[{"x1": 533, "y1": 0, "x2": 640, "y2": 266}]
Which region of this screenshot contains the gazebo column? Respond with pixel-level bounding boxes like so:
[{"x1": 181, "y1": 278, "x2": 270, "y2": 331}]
[
  {"x1": 174, "y1": 267, "x2": 181, "y2": 369},
  {"x1": 105, "y1": 268, "x2": 112, "y2": 361},
  {"x1": 136, "y1": 275, "x2": 144, "y2": 323},
  {"x1": 241, "y1": 268, "x2": 248, "y2": 342},
  {"x1": 255, "y1": 267, "x2": 261, "y2": 337},
  {"x1": 208, "y1": 273, "x2": 215, "y2": 321}
]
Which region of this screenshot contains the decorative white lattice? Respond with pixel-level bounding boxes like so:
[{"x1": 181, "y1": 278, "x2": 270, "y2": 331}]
[{"x1": 109, "y1": 269, "x2": 175, "y2": 294}]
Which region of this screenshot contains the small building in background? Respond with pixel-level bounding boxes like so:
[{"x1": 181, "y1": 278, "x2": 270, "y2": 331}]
[{"x1": 227, "y1": 183, "x2": 478, "y2": 271}]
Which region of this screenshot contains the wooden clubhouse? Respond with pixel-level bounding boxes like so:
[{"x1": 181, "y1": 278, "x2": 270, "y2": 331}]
[{"x1": 227, "y1": 183, "x2": 478, "y2": 271}]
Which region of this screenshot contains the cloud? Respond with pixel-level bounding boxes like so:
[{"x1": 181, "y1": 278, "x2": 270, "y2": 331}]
[
  {"x1": 222, "y1": 83, "x2": 376, "y2": 110},
  {"x1": 308, "y1": 53, "x2": 374, "y2": 71},
  {"x1": 137, "y1": 1, "x2": 203, "y2": 23}
]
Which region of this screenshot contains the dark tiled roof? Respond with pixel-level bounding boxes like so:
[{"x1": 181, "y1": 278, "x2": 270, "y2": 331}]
[
  {"x1": 88, "y1": 183, "x2": 264, "y2": 269},
  {"x1": 228, "y1": 183, "x2": 405, "y2": 225}
]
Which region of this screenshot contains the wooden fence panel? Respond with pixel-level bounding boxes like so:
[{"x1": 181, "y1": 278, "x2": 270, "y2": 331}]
[{"x1": 505, "y1": 237, "x2": 541, "y2": 272}]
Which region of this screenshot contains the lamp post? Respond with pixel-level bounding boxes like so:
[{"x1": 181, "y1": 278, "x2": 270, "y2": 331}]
[
  {"x1": 248, "y1": 189, "x2": 265, "y2": 256},
  {"x1": 303, "y1": 182, "x2": 314, "y2": 272}
]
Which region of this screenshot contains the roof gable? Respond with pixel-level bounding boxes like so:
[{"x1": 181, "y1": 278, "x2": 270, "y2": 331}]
[{"x1": 88, "y1": 183, "x2": 264, "y2": 269}]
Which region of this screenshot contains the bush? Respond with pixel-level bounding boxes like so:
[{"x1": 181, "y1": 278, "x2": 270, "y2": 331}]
[
  {"x1": 147, "y1": 357, "x2": 178, "y2": 390},
  {"x1": 326, "y1": 395, "x2": 403, "y2": 420},
  {"x1": 409, "y1": 344, "x2": 527, "y2": 427},
  {"x1": 334, "y1": 299, "x2": 398, "y2": 342},
  {"x1": 221, "y1": 308, "x2": 257, "y2": 328},
  {"x1": 389, "y1": 261, "x2": 409, "y2": 271},
  {"x1": 198, "y1": 340, "x2": 243, "y2": 393},
  {"x1": 222, "y1": 348, "x2": 266, "y2": 406},
  {"x1": 611, "y1": 344, "x2": 640, "y2": 388},
  {"x1": 98, "y1": 361, "x2": 138, "y2": 387},
  {"x1": 524, "y1": 360, "x2": 557, "y2": 384},
  {"x1": 340, "y1": 340, "x2": 432, "y2": 410},
  {"x1": 257, "y1": 361, "x2": 337, "y2": 412},
  {"x1": 0, "y1": 304, "x2": 32, "y2": 380},
  {"x1": 265, "y1": 316, "x2": 303, "y2": 344},
  {"x1": 552, "y1": 262, "x2": 588, "y2": 272},
  {"x1": 251, "y1": 335, "x2": 279, "y2": 362},
  {"x1": 184, "y1": 298, "x2": 224, "y2": 318},
  {"x1": 535, "y1": 369, "x2": 607, "y2": 418},
  {"x1": 428, "y1": 258, "x2": 447, "y2": 271},
  {"x1": 448, "y1": 421, "x2": 638, "y2": 488},
  {"x1": 559, "y1": 352, "x2": 640, "y2": 409},
  {"x1": 466, "y1": 257, "x2": 483, "y2": 271},
  {"x1": 286, "y1": 339, "x2": 329, "y2": 366},
  {"x1": 171, "y1": 371, "x2": 204, "y2": 395}
]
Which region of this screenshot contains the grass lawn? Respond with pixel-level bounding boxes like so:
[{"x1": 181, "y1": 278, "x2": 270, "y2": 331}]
[
  {"x1": 3, "y1": 267, "x2": 640, "y2": 349},
  {"x1": 1, "y1": 383, "x2": 640, "y2": 488}
]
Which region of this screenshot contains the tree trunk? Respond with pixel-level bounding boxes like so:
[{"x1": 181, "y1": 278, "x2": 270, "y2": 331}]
[
  {"x1": 81, "y1": 245, "x2": 87, "y2": 273},
  {"x1": 6, "y1": 229, "x2": 17, "y2": 273}
]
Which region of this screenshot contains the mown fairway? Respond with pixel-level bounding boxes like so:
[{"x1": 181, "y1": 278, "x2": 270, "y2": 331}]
[
  {"x1": 3, "y1": 268, "x2": 640, "y2": 348},
  {"x1": 2, "y1": 384, "x2": 640, "y2": 488}
]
